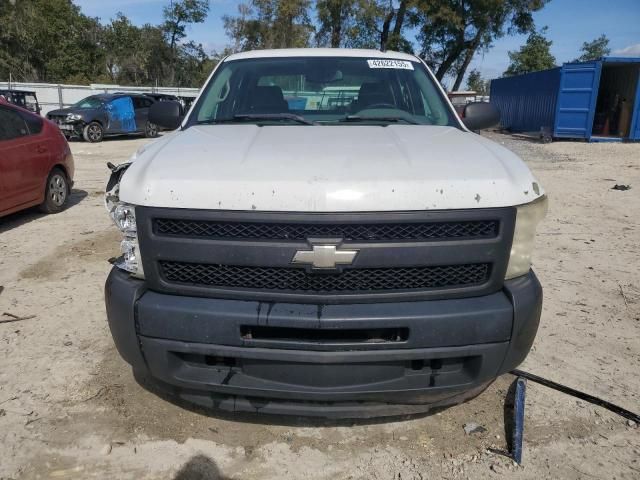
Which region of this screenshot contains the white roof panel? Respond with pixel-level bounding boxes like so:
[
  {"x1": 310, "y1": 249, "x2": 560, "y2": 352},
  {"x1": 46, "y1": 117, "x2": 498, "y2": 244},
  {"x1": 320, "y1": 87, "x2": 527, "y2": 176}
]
[{"x1": 224, "y1": 48, "x2": 419, "y2": 62}]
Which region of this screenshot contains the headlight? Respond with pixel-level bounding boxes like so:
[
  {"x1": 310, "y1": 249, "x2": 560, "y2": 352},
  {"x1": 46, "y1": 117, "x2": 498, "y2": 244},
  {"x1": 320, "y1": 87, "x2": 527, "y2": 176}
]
[
  {"x1": 109, "y1": 202, "x2": 144, "y2": 278},
  {"x1": 112, "y1": 203, "x2": 137, "y2": 233},
  {"x1": 66, "y1": 113, "x2": 82, "y2": 121},
  {"x1": 505, "y1": 195, "x2": 548, "y2": 279}
]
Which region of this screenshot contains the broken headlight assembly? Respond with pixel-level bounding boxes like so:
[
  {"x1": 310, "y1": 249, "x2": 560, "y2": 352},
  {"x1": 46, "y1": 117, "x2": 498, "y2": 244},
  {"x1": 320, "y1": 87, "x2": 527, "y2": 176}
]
[
  {"x1": 105, "y1": 163, "x2": 143, "y2": 278},
  {"x1": 505, "y1": 195, "x2": 548, "y2": 280},
  {"x1": 109, "y1": 203, "x2": 144, "y2": 278},
  {"x1": 66, "y1": 113, "x2": 82, "y2": 121}
]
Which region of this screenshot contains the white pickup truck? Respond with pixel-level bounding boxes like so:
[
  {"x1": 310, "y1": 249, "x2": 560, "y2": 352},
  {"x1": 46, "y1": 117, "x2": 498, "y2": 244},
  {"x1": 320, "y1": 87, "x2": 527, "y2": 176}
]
[{"x1": 105, "y1": 48, "x2": 547, "y2": 418}]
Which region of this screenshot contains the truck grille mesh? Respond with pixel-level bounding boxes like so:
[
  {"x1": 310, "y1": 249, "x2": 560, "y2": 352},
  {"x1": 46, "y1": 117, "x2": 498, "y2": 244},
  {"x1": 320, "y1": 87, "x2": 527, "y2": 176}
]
[
  {"x1": 160, "y1": 261, "x2": 490, "y2": 293},
  {"x1": 154, "y1": 219, "x2": 498, "y2": 241}
]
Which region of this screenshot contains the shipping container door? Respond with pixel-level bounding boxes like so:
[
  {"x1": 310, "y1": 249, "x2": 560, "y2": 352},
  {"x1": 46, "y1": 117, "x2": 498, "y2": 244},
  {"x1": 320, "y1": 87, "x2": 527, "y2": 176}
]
[
  {"x1": 630, "y1": 74, "x2": 640, "y2": 140},
  {"x1": 554, "y1": 61, "x2": 602, "y2": 139}
]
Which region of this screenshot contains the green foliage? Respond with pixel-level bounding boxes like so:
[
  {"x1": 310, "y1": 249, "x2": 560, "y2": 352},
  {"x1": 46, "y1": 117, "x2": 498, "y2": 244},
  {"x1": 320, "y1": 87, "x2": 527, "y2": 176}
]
[
  {"x1": 0, "y1": 0, "x2": 558, "y2": 88},
  {"x1": 465, "y1": 69, "x2": 488, "y2": 95},
  {"x1": 414, "y1": 0, "x2": 549, "y2": 87},
  {"x1": 343, "y1": 0, "x2": 388, "y2": 49},
  {"x1": 225, "y1": 0, "x2": 411, "y2": 52},
  {"x1": 0, "y1": 0, "x2": 104, "y2": 83},
  {"x1": 163, "y1": 0, "x2": 209, "y2": 49},
  {"x1": 574, "y1": 34, "x2": 611, "y2": 62},
  {"x1": 0, "y1": 0, "x2": 213, "y2": 87},
  {"x1": 315, "y1": 0, "x2": 358, "y2": 47},
  {"x1": 223, "y1": 0, "x2": 314, "y2": 51},
  {"x1": 504, "y1": 27, "x2": 556, "y2": 76}
]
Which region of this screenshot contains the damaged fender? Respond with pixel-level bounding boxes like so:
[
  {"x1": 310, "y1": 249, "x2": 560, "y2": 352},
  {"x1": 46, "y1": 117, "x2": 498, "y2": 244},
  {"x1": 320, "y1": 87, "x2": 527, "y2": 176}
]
[{"x1": 105, "y1": 162, "x2": 132, "y2": 212}]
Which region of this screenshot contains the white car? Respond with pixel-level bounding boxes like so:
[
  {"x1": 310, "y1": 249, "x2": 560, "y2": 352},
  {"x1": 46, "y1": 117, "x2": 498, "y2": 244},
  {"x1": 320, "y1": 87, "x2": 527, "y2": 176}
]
[{"x1": 105, "y1": 48, "x2": 547, "y2": 418}]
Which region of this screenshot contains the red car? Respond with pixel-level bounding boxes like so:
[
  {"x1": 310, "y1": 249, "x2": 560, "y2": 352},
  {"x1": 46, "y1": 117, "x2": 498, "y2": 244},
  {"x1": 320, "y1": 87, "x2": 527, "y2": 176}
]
[{"x1": 0, "y1": 100, "x2": 74, "y2": 218}]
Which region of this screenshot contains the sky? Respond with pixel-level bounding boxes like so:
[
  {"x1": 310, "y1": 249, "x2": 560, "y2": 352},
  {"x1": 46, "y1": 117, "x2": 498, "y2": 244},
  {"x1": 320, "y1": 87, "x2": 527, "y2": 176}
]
[{"x1": 76, "y1": 0, "x2": 640, "y2": 86}]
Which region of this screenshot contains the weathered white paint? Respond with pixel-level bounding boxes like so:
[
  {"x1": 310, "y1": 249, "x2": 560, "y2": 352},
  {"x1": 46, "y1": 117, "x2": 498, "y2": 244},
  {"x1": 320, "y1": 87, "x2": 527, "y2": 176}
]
[
  {"x1": 120, "y1": 124, "x2": 544, "y2": 212},
  {"x1": 225, "y1": 48, "x2": 419, "y2": 62}
]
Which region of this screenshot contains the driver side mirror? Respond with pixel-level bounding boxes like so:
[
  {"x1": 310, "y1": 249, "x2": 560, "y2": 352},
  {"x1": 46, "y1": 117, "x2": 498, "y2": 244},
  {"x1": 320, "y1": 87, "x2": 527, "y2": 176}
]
[
  {"x1": 461, "y1": 102, "x2": 500, "y2": 131},
  {"x1": 149, "y1": 101, "x2": 183, "y2": 130}
]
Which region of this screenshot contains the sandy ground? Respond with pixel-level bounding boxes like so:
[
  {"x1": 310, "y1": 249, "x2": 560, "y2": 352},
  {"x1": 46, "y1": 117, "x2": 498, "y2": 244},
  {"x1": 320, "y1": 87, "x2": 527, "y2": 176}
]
[{"x1": 0, "y1": 132, "x2": 638, "y2": 479}]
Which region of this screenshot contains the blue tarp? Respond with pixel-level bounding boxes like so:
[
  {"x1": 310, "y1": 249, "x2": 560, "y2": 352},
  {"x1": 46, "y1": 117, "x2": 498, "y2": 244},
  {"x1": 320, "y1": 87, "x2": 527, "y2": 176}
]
[{"x1": 106, "y1": 96, "x2": 136, "y2": 132}]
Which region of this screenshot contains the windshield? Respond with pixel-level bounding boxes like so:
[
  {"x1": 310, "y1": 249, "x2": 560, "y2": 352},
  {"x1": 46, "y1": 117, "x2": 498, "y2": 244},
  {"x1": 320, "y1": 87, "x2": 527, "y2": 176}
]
[
  {"x1": 74, "y1": 96, "x2": 104, "y2": 109},
  {"x1": 189, "y1": 56, "x2": 458, "y2": 127}
]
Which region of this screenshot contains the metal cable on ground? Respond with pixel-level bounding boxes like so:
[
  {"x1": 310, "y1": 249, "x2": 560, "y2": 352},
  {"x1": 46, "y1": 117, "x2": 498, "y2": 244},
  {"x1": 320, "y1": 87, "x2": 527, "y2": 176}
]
[{"x1": 511, "y1": 369, "x2": 640, "y2": 424}]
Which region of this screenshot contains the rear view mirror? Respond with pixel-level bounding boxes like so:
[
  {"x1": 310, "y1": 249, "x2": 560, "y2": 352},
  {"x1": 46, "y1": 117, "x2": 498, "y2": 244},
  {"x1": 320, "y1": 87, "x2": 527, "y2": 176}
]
[
  {"x1": 306, "y1": 69, "x2": 343, "y2": 84},
  {"x1": 149, "y1": 101, "x2": 183, "y2": 130},
  {"x1": 461, "y1": 102, "x2": 500, "y2": 131}
]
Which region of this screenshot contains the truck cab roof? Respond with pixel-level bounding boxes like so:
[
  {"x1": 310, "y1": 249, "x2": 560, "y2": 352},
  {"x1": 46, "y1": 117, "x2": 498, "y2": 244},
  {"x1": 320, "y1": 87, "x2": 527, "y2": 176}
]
[{"x1": 224, "y1": 48, "x2": 419, "y2": 62}]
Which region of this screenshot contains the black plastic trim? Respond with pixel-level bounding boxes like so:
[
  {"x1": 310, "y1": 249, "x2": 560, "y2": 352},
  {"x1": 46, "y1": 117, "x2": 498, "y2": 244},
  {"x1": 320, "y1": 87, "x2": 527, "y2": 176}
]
[
  {"x1": 136, "y1": 207, "x2": 516, "y2": 304},
  {"x1": 135, "y1": 284, "x2": 514, "y2": 351},
  {"x1": 104, "y1": 268, "x2": 147, "y2": 370},
  {"x1": 104, "y1": 268, "x2": 542, "y2": 416}
]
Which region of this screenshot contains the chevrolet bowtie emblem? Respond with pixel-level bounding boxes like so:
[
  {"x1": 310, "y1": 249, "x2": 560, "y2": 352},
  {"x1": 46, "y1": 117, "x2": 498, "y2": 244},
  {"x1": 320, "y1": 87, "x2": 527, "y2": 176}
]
[{"x1": 292, "y1": 244, "x2": 359, "y2": 269}]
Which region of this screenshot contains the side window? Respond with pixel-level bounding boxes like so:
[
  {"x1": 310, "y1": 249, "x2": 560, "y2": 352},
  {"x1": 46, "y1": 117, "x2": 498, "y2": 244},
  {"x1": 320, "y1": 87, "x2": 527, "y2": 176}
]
[
  {"x1": 25, "y1": 94, "x2": 39, "y2": 113},
  {"x1": 132, "y1": 97, "x2": 152, "y2": 109},
  {"x1": 18, "y1": 111, "x2": 44, "y2": 135},
  {"x1": 0, "y1": 107, "x2": 29, "y2": 141}
]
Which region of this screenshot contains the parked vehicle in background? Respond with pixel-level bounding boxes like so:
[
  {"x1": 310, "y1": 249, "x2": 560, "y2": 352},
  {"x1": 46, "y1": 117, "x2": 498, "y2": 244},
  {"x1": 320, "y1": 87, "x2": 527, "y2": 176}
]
[
  {"x1": 144, "y1": 93, "x2": 180, "y2": 104},
  {"x1": 0, "y1": 99, "x2": 74, "y2": 217},
  {"x1": 144, "y1": 93, "x2": 187, "y2": 117},
  {"x1": 0, "y1": 89, "x2": 41, "y2": 115},
  {"x1": 46, "y1": 93, "x2": 158, "y2": 142},
  {"x1": 105, "y1": 48, "x2": 546, "y2": 418},
  {"x1": 144, "y1": 93, "x2": 199, "y2": 116}
]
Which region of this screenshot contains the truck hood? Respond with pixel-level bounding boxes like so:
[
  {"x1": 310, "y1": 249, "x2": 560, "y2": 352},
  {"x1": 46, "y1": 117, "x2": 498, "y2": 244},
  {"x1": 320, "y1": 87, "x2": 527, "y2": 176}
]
[{"x1": 120, "y1": 125, "x2": 544, "y2": 211}]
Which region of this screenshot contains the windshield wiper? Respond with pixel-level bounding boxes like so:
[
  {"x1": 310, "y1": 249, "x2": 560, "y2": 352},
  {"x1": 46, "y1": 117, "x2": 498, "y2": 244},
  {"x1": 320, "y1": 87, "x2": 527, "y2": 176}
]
[
  {"x1": 198, "y1": 113, "x2": 317, "y2": 126},
  {"x1": 339, "y1": 115, "x2": 421, "y2": 125}
]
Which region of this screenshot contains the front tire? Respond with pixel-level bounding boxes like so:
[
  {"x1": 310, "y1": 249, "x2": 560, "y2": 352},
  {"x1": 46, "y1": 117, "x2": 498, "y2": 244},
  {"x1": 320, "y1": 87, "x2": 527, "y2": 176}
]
[
  {"x1": 83, "y1": 122, "x2": 103, "y2": 143},
  {"x1": 144, "y1": 121, "x2": 159, "y2": 138},
  {"x1": 39, "y1": 168, "x2": 69, "y2": 214}
]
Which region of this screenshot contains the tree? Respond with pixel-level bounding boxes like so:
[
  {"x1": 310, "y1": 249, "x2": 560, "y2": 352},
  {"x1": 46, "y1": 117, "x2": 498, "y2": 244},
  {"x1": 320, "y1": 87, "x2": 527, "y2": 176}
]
[
  {"x1": 0, "y1": 0, "x2": 104, "y2": 83},
  {"x1": 163, "y1": 0, "x2": 210, "y2": 83},
  {"x1": 414, "y1": 0, "x2": 549, "y2": 89},
  {"x1": 379, "y1": 0, "x2": 414, "y2": 52},
  {"x1": 315, "y1": 0, "x2": 410, "y2": 51},
  {"x1": 103, "y1": 13, "x2": 144, "y2": 83},
  {"x1": 504, "y1": 27, "x2": 556, "y2": 76},
  {"x1": 223, "y1": 0, "x2": 314, "y2": 51},
  {"x1": 574, "y1": 34, "x2": 611, "y2": 62},
  {"x1": 163, "y1": 0, "x2": 210, "y2": 51},
  {"x1": 316, "y1": 0, "x2": 359, "y2": 48},
  {"x1": 465, "y1": 68, "x2": 488, "y2": 95},
  {"x1": 0, "y1": 0, "x2": 216, "y2": 88}
]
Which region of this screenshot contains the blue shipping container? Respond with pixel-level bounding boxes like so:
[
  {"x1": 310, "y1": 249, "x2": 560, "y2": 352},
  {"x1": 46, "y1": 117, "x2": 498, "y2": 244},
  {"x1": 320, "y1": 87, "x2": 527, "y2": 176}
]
[{"x1": 490, "y1": 57, "x2": 640, "y2": 142}]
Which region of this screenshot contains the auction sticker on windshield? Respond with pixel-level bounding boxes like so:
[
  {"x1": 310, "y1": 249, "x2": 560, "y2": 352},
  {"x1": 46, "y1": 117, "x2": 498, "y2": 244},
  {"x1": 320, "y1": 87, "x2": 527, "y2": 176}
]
[{"x1": 367, "y1": 59, "x2": 414, "y2": 70}]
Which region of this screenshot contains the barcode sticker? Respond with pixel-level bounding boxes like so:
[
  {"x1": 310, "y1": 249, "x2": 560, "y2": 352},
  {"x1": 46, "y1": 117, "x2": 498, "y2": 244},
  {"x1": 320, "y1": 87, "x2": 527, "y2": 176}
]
[{"x1": 367, "y1": 59, "x2": 414, "y2": 70}]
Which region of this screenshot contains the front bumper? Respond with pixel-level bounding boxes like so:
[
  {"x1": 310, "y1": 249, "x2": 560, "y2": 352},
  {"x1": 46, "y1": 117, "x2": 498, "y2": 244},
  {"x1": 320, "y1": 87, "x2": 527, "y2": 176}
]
[
  {"x1": 105, "y1": 268, "x2": 542, "y2": 418},
  {"x1": 48, "y1": 119, "x2": 82, "y2": 137}
]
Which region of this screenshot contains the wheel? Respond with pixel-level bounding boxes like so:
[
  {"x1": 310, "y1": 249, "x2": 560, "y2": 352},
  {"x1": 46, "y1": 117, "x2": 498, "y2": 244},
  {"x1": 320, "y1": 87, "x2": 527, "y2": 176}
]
[
  {"x1": 144, "y1": 121, "x2": 159, "y2": 138},
  {"x1": 39, "y1": 168, "x2": 69, "y2": 214},
  {"x1": 82, "y1": 121, "x2": 103, "y2": 142}
]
